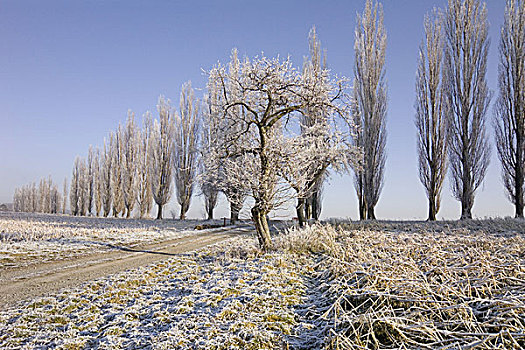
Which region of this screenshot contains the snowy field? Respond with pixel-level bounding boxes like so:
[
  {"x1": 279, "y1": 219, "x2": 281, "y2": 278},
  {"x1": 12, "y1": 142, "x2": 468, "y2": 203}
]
[
  {"x1": 0, "y1": 218, "x2": 524, "y2": 349},
  {"x1": 0, "y1": 212, "x2": 221, "y2": 269}
]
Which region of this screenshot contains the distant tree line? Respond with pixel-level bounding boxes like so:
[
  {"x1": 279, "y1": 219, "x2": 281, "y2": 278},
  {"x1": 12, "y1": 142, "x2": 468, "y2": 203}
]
[{"x1": 13, "y1": 176, "x2": 63, "y2": 214}]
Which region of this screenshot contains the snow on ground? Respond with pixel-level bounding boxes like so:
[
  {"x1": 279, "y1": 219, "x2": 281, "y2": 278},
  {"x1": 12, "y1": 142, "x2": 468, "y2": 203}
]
[
  {"x1": 0, "y1": 212, "x2": 221, "y2": 269},
  {"x1": 0, "y1": 218, "x2": 523, "y2": 349}
]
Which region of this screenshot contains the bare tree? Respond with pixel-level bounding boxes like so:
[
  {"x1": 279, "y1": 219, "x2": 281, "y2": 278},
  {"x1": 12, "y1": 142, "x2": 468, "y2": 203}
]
[
  {"x1": 62, "y1": 177, "x2": 68, "y2": 214},
  {"x1": 70, "y1": 157, "x2": 82, "y2": 216},
  {"x1": 150, "y1": 96, "x2": 176, "y2": 220},
  {"x1": 100, "y1": 137, "x2": 113, "y2": 217},
  {"x1": 86, "y1": 145, "x2": 96, "y2": 215},
  {"x1": 208, "y1": 52, "x2": 357, "y2": 250},
  {"x1": 111, "y1": 129, "x2": 125, "y2": 217},
  {"x1": 30, "y1": 182, "x2": 37, "y2": 212},
  {"x1": 415, "y1": 9, "x2": 448, "y2": 221},
  {"x1": 136, "y1": 113, "x2": 154, "y2": 218},
  {"x1": 494, "y1": 0, "x2": 525, "y2": 218},
  {"x1": 174, "y1": 82, "x2": 200, "y2": 220},
  {"x1": 93, "y1": 148, "x2": 102, "y2": 216},
  {"x1": 121, "y1": 111, "x2": 139, "y2": 218},
  {"x1": 351, "y1": 0, "x2": 388, "y2": 220},
  {"x1": 78, "y1": 158, "x2": 89, "y2": 216},
  {"x1": 444, "y1": 0, "x2": 491, "y2": 219}
]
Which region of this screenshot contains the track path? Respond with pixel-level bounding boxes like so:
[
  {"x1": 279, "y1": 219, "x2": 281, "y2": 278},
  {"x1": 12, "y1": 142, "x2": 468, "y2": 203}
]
[{"x1": 0, "y1": 227, "x2": 251, "y2": 310}]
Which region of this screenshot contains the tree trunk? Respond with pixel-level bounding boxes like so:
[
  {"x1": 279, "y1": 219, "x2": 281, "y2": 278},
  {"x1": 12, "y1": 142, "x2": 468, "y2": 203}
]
[
  {"x1": 126, "y1": 207, "x2": 131, "y2": 218},
  {"x1": 460, "y1": 176, "x2": 473, "y2": 220},
  {"x1": 428, "y1": 196, "x2": 436, "y2": 221},
  {"x1": 207, "y1": 206, "x2": 214, "y2": 220},
  {"x1": 180, "y1": 202, "x2": 188, "y2": 220},
  {"x1": 461, "y1": 203, "x2": 472, "y2": 220},
  {"x1": 358, "y1": 185, "x2": 367, "y2": 220},
  {"x1": 515, "y1": 131, "x2": 524, "y2": 218},
  {"x1": 305, "y1": 200, "x2": 312, "y2": 220},
  {"x1": 367, "y1": 205, "x2": 376, "y2": 220},
  {"x1": 156, "y1": 203, "x2": 163, "y2": 220},
  {"x1": 296, "y1": 198, "x2": 307, "y2": 227},
  {"x1": 516, "y1": 172, "x2": 524, "y2": 217},
  {"x1": 251, "y1": 206, "x2": 272, "y2": 251},
  {"x1": 311, "y1": 190, "x2": 320, "y2": 221},
  {"x1": 460, "y1": 190, "x2": 473, "y2": 219},
  {"x1": 230, "y1": 202, "x2": 241, "y2": 224}
]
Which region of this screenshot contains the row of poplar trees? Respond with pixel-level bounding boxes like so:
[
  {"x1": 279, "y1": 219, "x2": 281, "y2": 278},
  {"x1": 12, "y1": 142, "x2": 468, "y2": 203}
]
[
  {"x1": 415, "y1": 0, "x2": 525, "y2": 220},
  {"x1": 13, "y1": 0, "x2": 524, "y2": 222},
  {"x1": 68, "y1": 83, "x2": 205, "y2": 220},
  {"x1": 355, "y1": 0, "x2": 524, "y2": 221},
  {"x1": 12, "y1": 176, "x2": 66, "y2": 214}
]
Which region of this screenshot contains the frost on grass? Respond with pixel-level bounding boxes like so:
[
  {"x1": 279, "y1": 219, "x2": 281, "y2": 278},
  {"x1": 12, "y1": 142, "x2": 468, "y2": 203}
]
[
  {"x1": 0, "y1": 236, "x2": 312, "y2": 349},
  {"x1": 1, "y1": 219, "x2": 524, "y2": 349},
  {"x1": 0, "y1": 212, "x2": 215, "y2": 268},
  {"x1": 284, "y1": 221, "x2": 525, "y2": 349}
]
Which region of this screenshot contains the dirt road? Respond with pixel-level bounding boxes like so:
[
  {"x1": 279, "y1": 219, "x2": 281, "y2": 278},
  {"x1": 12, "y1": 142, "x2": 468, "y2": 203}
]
[{"x1": 0, "y1": 227, "x2": 251, "y2": 310}]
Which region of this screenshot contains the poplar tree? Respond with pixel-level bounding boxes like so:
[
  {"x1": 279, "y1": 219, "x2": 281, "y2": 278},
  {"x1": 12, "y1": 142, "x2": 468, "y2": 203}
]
[
  {"x1": 174, "y1": 82, "x2": 200, "y2": 220},
  {"x1": 415, "y1": 9, "x2": 448, "y2": 221},
  {"x1": 494, "y1": 0, "x2": 525, "y2": 218},
  {"x1": 352, "y1": 0, "x2": 388, "y2": 220},
  {"x1": 150, "y1": 96, "x2": 175, "y2": 220},
  {"x1": 444, "y1": 0, "x2": 491, "y2": 219}
]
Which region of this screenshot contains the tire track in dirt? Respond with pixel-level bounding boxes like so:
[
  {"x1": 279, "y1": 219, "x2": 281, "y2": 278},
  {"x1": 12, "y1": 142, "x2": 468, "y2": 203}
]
[{"x1": 0, "y1": 227, "x2": 252, "y2": 310}]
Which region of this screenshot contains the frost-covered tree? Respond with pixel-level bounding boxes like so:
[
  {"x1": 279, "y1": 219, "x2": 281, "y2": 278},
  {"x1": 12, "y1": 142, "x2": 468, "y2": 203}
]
[
  {"x1": 50, "y1": 183, "x2": 61, "y2": 214},
  {"x1": 37, "y1": 177, "x2": 50, "y2": 213},
  {"x1": 415, "y1": 9, "x2": 448, "y2": 221},
  {"x1": 86, "y1": 145, "x2": 96, "y2": 215},
  {"x1": 203, "y1": 49, "x2": 250, "y2": 224},
  {"x1": 121, "y1": 111, "x2": 139, "y2": 218},
  {"x1": 100, "y1": 137, "x2": 113, "y2": 217},
  {"x1": 13, "y1": 177, "x2": 62, "y2": 214},
  {"x1": 62, "y1": 177, "x2": 68, "y2": 214},
  {"x1": 111, "y1": 129, "x2": 125, "y2": 217},
  {"x1": 352, "y1": 0, "x2": 388, "y2": 220},
  {"x1": 174, "y1": 82, "x2": 200, "y2": 220},
  {"x1": 13, "y1": 188, "x2": 20, "y2": 212},
  {"x1": 78, "y1": 158, "x2": 89, "y2": 216},
  {"x1": 150, "y1": 96, "x2": 176, "y2": 220},
  {"x1": 444, "y1": 0, "x2": 491, "y2": 219},
  {"x1": 208, "y1": 51, "x2": 357, "y2": 250},
  {"x1": 136, "y1": 113, "x2": 153, "y2": 218},
  {"x1": 70, "y1": 157, "x2": 82, "y2": 216},
  {"x1": 30, "y1": 182, "x2": 37, "y2": 212},
  {"x1": 295, "y1": 26, "x2": 331, "y2": 226},
  {"x1": 220, "y1": 51, "x2": 249, "y2": 224},
  {"x1": 494, "y1": 0, "x2": 525, "y2": 218},
  {"x1": 199, "y1": 92, "x2": 220, "y2": 220},
  {"x1": 93, "y1": 148, "x2": 102, "y2": 216}
]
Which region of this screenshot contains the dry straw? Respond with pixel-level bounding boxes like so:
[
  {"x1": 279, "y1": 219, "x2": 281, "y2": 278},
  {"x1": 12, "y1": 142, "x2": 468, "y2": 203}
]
[{"x1": 279, "y1": 221, "x2": 524, "y2": 349}]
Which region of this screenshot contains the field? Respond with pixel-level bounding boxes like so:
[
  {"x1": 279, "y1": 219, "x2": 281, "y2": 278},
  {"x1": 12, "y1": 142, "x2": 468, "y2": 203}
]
[
  {"x1": 0, "y1": 212, "x2": 215, "y2": 269},
  {"x1": 0, "y1": 213, "x2": 524, "y2": 349}
]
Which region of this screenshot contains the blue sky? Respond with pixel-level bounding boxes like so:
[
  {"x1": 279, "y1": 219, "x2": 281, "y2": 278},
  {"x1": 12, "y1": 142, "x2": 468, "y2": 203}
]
[{"x1": 0, "y1": 0, "x2": 513, "y2": 219}]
